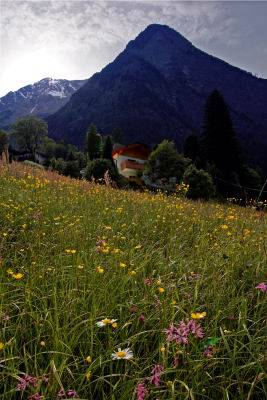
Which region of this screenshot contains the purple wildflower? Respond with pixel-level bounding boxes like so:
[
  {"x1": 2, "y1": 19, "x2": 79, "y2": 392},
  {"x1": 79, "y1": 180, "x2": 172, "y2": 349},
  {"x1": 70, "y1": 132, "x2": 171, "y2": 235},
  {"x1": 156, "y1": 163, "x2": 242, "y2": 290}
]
[
  {"x1": 137, "y1": 382, "x2": 148, "y2": 400},
  {"x1": 139, "y1": 314, "x2": 145, "y2": 323},
  {"x1": 24, "y1": 374, "x2": 38, "y2": 387},
  {"x1": 28, "y1": 394, "x2": 43, "y2": 400},
  {"x1": 203, "y1": 345, "x2": 215, "y2": 358},
  {"x1": 17, "y1": 377, "x2": 27, "y2": 392},
  {"x1": 144, "y1": 278, "x2": 153, "y2": 286},
  {"x1": 57, "y1": 389, "x2": 66, "y2": 398},
  {"x1": 150, "y1": 364, "x2": 164, "y2": 387},
  {"x1": 42, "y1": 374, "x2": 49, "y2": 384},
  {"x1": 256, "y1": 282, "x2": 267, "y2": 293},
  {"x1": 66, "y1": 390, "x2": 78, "y2": 398},
  {"x1": 187, "y1": 319, "x2": 204, "y2": 339},
  {"x1": 163, "y1": 321, "x2": 189, "y2": 345}
]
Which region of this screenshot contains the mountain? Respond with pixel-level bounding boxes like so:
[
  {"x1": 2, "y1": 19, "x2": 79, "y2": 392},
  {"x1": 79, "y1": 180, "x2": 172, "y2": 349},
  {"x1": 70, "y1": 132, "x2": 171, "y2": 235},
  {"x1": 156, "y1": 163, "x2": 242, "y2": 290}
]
[
  {"x1": 47, "y1": 24, "x2": 267, "y2": 169},
  {"x1": 0, "y1": 77, "x2": 86, "y2": 128}
]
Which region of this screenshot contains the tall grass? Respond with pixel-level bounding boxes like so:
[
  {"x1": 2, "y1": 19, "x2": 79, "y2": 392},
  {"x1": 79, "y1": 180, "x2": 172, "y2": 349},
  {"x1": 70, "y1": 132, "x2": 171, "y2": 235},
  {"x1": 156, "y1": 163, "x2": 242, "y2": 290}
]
[{"x1": 0, "y1": 163, "x2": 266, "y2": 399}]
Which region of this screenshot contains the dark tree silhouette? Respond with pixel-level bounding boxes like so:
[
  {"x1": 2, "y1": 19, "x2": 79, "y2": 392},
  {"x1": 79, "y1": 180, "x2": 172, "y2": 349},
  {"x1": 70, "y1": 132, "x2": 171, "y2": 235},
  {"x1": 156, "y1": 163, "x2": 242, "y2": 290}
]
[
  {"x1": 85, "y1": 124, "x2": 102, "y2": 160},
  {"x1": 103, "y1": 135, "x2": 113, "y2": 160}
]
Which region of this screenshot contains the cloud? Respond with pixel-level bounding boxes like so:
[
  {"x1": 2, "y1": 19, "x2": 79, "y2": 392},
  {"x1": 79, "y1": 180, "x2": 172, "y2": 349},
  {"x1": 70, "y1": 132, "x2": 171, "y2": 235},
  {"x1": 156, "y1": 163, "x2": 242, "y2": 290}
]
[{"x1": 0, "y1": 1, "x2": 265, "y2": 96}]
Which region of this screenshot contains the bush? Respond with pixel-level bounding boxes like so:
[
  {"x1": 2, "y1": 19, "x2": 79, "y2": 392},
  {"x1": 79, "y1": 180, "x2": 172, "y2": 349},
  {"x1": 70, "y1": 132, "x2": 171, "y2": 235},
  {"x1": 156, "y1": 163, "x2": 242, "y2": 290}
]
[
  {"x1": 84, "y1": 158, "x2": 118, "y2": 182},
  {"x1": 183, "y1": 164, "x2": 215, "y2": 200},
  {"x1": 145, "y1": 140, "x2": 190, "y2": 181}
]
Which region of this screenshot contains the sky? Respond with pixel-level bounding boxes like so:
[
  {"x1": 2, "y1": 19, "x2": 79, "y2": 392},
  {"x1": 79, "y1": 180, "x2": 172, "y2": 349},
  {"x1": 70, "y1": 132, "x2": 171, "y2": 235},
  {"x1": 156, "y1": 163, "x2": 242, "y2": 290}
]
[{"x1": 0, "y1": 0, "x2": 266, "y2": 97}]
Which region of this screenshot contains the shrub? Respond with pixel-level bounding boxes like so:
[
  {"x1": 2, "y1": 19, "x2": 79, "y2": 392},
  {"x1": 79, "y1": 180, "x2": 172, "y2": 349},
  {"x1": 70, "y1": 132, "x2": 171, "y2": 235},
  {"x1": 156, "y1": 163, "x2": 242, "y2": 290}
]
[
  {"x1": 183, "y1": 164, "x2": 215, "y2": 200},
  {"x1": 84, "y1": 158, "x2": 118, "y2": 182}
]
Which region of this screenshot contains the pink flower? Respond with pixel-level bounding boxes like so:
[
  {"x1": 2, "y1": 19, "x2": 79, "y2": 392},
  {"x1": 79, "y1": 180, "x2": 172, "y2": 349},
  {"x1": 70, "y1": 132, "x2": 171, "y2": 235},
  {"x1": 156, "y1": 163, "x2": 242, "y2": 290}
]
[
  {"x1": 163, "y1": 321, "x2": 189, "y2": 345},
  {"x1": 24, "y1": 374, "x2": 38, "y2": 387},
  {"x1": 256, "y1": 282, "x2": 267, "y2": 293},
  {"x1": 187, "y1": 319, "x2": 204, "y2": 339},
  {"x1": 144, "y1": 278, "x2": 153, "y2": 286},
  {"x1": 17, "y1": 377, "x2": 27, "y2": 392},
  {"x1": 164, "y1": 319, "x2": 204, "y2": 345},
  {"x1": 66, "y1": 390, "x2": 78, "y2": 398},
  {"x1": 28, "y1": 394, "x2": 43, "y2": 400},
  {"x1": 150, "y1": 364, "x2": 164, "y2": 387},
  {"x1": 137, "y1": 382, "x2": 148, "y2": 400},
  {"x1": 203, "y1": 345, "x2": 215, "y2": 358},
  {"x1": 139, "y1": 314, "x2": 145, "y2": 323},
  {"x1": 42, "y1": 374, "x2": 49, "y2": 384}
]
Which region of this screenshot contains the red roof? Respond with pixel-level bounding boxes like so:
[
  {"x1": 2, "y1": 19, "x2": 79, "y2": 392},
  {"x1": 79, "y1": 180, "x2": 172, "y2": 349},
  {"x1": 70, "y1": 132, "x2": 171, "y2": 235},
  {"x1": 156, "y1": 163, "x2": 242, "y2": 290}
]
[{"x1": 112, "y1": 143, "x2": 150, "y2": 159}]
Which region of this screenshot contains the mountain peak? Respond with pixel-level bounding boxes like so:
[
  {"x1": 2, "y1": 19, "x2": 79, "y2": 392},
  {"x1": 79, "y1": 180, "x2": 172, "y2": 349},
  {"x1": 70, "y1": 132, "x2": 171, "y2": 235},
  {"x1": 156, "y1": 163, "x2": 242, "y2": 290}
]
[{"x1": 126, "y1": 23, "x2": 192, "y2": 52}]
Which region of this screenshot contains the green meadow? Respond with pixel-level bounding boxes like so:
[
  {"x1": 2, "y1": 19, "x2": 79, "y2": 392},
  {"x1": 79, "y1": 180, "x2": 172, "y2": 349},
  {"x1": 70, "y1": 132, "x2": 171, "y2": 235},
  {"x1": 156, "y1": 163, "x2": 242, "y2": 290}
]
[{"x1": 0, "y1": 163, "x2": 266, "y2": 400}]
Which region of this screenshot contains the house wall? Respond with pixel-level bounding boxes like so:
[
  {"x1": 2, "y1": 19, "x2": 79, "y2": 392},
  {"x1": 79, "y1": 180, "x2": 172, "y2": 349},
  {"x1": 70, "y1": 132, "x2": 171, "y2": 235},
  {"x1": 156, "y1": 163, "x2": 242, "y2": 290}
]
[{"x1": 113, "y1": 154, "x2": 146, "y2": 177}]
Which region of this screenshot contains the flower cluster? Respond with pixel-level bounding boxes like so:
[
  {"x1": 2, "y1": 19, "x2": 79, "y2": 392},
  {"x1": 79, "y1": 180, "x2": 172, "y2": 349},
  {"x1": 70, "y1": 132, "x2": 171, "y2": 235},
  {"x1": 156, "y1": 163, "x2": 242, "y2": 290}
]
[{"x1": 164, "y1": 319, "x2": 204, "y2": 345}]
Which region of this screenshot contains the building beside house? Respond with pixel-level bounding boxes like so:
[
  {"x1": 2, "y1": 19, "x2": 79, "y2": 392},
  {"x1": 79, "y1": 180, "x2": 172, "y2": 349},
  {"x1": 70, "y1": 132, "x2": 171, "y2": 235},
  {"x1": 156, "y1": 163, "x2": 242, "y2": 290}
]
[{"x1": 112, "y1": 143, "x2": 150, "y2": 183}]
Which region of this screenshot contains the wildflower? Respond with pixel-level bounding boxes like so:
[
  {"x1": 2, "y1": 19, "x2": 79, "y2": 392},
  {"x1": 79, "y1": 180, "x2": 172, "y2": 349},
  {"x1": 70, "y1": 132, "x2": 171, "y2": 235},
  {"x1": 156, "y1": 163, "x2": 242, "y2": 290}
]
[
  {"x1": 164, "y1": 322, "x2": 189, "y2": 345},
  {"x1": 13, "y1": 273, "x2": 24, "y2": 280},
  {"x1": 119, "y1": 262, "x2": 127, "y2": 268},
  {"x1": 137, "y1": 382, "x2": 148, "y2": 400},
  {"x1": 28, "y1": 394, "x2": 43, "y2": 400},
  {"x1": 134, "y1": 244, "x2": 142, "y2": 250},
  {"x1": 0, "y1": 342, "x2": 4, "y2": 350},
  {"x1": 24, "y1": 374, "x2": 38, "y2": 387},
  {"x1": 112, "y1": 347, "x2": 133, "y2": 360},
  {"x1": 6, "y1": 268, "x2": 14, "y2": 275},
  {"x1": 144, "y1": 278, "x2": 153, "y2": 286},
  {"x1": 42, "y1": 375, "x2": 49, "y2": 383},
  {"x1": 191, "y1": 311, "x2": 206, "y2": 320},
  {"x1": 17, "y1": 377, "x2": 27, "y2": 391},
  {"x1": 150, "y1": 364, "x2": 164, "y2": 386},
  {"x1": 221, "y1": 225, "x2": 228, "y2": 229},
  {"x1": 129, "y1": 270, "x2": 136, "y2": 276},
  {"x1": 187, "y1": 319, "x2": 204, "y2": 339},
  {"x1": 85, "y1": 371, "x2": 91, "y2": 381},
  {"x1": 160, "y1": 346, "x2": 165, "y2": 353},
  {"x1": 96, "y1": 266, "x2": 104, "y2": 274},
  {"x1": 112, "y1": 321, "x2": 118, "y2": 328},
  {"x1": 85, "y1": 355, "x2": 92, "y2": 363},
  {"x1": 255, "y1": 282, "x2": 267, "y2": 293},
  {"x1": 203, "y1": 345, "x2": 215, "y2": 358},
  {"x1": 40, "y1": 341, "x2": 45, "y2": 347},
  {"x1": 158, "y1": 287, "x2": 165, "y2": 293},
  {"x1": 96, "y1": 318, "x2": 117, "y2": 327},
  {"x1": 66, "y1": 390, "x2": 78, "y2": 398},
  {"x1": 139, "y1": 314, "x2": 145, "y2": 323}
]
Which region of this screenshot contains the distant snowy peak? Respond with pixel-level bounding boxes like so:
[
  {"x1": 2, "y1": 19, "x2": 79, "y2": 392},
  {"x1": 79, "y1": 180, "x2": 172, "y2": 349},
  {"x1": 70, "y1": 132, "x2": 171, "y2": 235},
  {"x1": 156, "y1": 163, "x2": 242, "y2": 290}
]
[{"x1": 0, "y1": 77, "x2": 87, "y2": 128}]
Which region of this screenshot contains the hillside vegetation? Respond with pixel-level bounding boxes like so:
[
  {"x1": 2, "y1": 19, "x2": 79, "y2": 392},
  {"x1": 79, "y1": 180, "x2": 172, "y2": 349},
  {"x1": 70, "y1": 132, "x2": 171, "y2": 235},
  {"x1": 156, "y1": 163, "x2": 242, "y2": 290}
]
[{"x1": 0, "y1": 163, "x2": 266, "y2": 399}]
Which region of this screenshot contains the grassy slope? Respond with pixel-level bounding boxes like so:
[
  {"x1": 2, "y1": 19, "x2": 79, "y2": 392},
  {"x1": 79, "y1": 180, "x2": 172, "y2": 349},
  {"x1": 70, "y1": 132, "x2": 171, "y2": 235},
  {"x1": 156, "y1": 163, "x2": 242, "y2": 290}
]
[{"x1": 0, "y1": 163, "x2": 266, "y2": 399}]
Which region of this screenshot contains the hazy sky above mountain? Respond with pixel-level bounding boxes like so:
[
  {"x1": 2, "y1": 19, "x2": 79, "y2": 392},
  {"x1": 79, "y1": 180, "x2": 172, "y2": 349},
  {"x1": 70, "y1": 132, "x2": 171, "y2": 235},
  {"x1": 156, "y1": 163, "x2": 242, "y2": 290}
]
[{"x1": 0, "y1": 0, "x2": 266, "y2": 96}]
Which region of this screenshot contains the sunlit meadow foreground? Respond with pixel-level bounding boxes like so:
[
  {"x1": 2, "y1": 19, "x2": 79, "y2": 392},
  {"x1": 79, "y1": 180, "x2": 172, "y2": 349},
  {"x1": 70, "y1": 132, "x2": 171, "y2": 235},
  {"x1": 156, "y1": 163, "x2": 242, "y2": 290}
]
[{"x1": 0, "y1": 163, "x2": 266, "y2": 400}]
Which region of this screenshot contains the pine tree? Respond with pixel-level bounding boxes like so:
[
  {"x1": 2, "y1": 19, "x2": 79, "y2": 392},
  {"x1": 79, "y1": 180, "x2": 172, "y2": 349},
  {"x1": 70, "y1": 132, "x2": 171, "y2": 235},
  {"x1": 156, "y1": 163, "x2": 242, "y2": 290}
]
[
  {"x1": 86, "y1": 124, "x2": 102, "y2": 160},
  {"x1": 183, "y1": 134, "x2": 199, "y2": 162},
  {"x1": 103, "y1": 135, "x2": 113, "y2": 160},
  {"x1": 202, "y1": 90, "x2": 242, "y2": 177},
  {"x1": 111, "y1": 127, "x2": 124, "y2": 144}
]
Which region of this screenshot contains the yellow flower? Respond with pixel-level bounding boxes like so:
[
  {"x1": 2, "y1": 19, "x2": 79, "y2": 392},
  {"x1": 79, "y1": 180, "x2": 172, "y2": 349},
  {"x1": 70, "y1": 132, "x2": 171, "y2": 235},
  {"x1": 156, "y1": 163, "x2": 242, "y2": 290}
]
[
  {"x1": 85, "y1": 371, "x2": 91, "y2": 381},
  {"x1": 221, "y1": 225, "x2": 228, "y2": 230},
  {"x1": 158, "y1": 287, "x2": 165, "y2": 293},
  {"x1": 77, "y1": 265, "x2": 84, "y2": 269},
  {"x1": 112, "y1": 322, "x2": 118, "y2": 329},
  {"x1": 0, "y1": 342, "x2": 4, "y2": 351},
  {"x1": 6, "y1": 269, "x2": 14, "y2": 276},
  {"x1": 86, "y1": 355, "x2": 92, "y2": 363},
  {"x1": 13, "y1": 273, "x2": 24, "y2": 280},
  {"x1": 134, "y1": 245, "x2": 142, "y2": 250},
  {"x1": 129, "y1": 270, "x2": 136, "y2": 276},
  {"x1": 191, "y1": 311, "x2": 206, "y2": 319},
  {"x1": 160, "y1": 346, "x2": 166, "y2": 353},
  {"x1": 119, "y1": 262, "x2": 127, "y2": 268},
  {"x1": 171, "y1": 300, "x2": 177, "y2": 305},
  {"x1": 96, "y1": 266, "x2": 104, "y2": 274}
]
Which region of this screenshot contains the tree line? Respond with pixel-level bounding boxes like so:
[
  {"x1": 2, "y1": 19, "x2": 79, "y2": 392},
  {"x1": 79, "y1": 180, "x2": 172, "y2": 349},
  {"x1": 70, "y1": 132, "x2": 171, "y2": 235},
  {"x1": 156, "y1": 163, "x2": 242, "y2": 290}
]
[{"x1": 0, "y1": 89, "x2": 264, "y2": 200}]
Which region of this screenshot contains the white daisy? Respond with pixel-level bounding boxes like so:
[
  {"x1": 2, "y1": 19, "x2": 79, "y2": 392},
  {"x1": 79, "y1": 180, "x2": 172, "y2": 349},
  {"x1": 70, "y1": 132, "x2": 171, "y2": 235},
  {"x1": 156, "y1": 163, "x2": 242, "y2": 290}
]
[
  {"x1": 96, "y1": 318, "x2": 117, "y2": 327},
  {"x1": 111, "y1": 347, "x2": 133, "y2": 360}
]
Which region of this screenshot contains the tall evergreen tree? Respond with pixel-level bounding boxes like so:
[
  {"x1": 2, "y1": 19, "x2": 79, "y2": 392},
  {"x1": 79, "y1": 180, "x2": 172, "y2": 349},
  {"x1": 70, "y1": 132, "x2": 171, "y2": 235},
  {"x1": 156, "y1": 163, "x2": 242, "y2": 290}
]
[
  {"x1": 103, "y1": 135, "x2": 113, "y2": 160},
  {"x1": 112, "y1": 127, "x2": 124, "y2": 144},
  {"x1": 183, "y1": 134, "x2": 199, "y2": 162},
  {"x1": 86, "y1": 124, "x2": 102, "y2": 160},
  {"x1": 202, "y1": 90, "x2": 242, "y2": 176}
]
